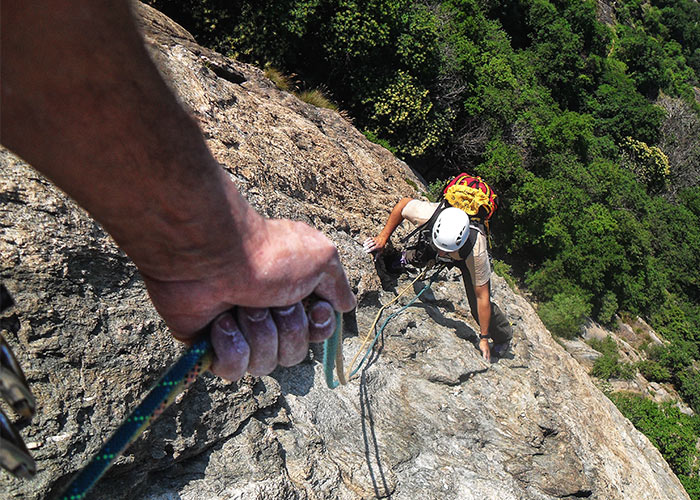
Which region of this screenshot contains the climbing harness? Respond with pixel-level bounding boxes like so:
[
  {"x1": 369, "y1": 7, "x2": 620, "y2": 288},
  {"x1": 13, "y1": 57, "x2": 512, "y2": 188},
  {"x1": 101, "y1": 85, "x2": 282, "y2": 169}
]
[
  {"x1": 323, "y1": 263, "x2": 446, "y2": 389},
  {"x1": 57, "y1": 338, "x2": 213, "y2": 500}
]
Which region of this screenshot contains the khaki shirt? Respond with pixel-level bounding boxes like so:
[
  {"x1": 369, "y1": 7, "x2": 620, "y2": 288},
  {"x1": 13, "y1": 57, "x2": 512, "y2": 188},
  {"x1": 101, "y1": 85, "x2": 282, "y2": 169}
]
[{"x1": 401, "y1": 199, "x2": 491, "y2": 286}]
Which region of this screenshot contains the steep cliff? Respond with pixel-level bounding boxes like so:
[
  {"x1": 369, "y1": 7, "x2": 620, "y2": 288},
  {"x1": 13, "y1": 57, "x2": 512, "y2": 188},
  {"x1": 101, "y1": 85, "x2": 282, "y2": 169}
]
[{"x1": 0, "y1": 3, "x2": 690, "y2": 499}]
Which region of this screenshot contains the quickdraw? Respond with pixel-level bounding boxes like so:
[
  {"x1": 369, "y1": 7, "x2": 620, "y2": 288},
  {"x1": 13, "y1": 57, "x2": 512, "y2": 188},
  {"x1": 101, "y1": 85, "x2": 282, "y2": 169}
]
[{"x1": 0, "y1": 284, "x2": 37, "y2": 480}]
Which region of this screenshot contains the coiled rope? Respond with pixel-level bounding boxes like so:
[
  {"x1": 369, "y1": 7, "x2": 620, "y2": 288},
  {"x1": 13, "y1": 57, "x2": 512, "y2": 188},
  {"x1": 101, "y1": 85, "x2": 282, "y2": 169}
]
[{"x1": 323, "y1": 263, "x2": 445, "y2": 388}]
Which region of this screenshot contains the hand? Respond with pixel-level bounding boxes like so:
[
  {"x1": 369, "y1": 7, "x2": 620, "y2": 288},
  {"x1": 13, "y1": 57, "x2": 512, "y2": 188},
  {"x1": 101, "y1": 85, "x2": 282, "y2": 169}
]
[
  {"x1": 479, "y1": 338, "x2": 491, "y2": 362},
  {"x1": 141, "y1": 214, "x2": 356, "y2": 381},
  {"x1": 363, "y1": 236, "x2": 387, "y2": 255},
  {"x1": 2, "y1": 1, "x2": 356, "y2": 384}
]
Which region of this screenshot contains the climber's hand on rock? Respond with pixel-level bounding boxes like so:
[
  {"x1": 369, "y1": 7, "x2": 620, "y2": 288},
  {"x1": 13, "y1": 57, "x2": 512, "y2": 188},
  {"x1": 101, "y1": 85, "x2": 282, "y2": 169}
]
[
  {"x1": 479, "y1": 338, "x2": 491, "y2": 362},
  {"x1": 363, "y1": 236, "x2": 386, "y2": 255}
]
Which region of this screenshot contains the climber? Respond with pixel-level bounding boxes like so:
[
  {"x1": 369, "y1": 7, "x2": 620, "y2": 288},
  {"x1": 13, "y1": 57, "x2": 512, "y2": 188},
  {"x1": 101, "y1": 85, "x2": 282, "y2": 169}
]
[
  {"x1": 364, "y1": 198, "x2": 512, "y2": 361},
  {"x1": 1, "y1": 0, "x2": 356, "y2": 383}
]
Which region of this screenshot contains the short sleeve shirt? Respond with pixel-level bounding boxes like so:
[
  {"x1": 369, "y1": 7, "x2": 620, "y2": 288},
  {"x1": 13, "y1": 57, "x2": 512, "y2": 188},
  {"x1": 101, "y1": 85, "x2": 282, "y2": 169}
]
[{"x1": 401, "y1": 199, "x2": 491, "y2": 286}]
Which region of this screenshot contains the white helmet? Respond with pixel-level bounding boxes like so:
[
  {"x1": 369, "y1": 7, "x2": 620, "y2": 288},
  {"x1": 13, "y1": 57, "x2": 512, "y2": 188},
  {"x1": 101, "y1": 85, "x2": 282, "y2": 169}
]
[{"x1": 432, "y1": 207, "x2": 470, "y2": 252}]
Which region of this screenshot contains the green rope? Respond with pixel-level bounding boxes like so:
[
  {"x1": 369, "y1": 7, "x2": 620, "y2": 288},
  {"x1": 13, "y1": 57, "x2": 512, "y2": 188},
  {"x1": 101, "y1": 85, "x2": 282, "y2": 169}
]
[{"x1": 323, "y1": 311, "x2": 344, "y2": 389}]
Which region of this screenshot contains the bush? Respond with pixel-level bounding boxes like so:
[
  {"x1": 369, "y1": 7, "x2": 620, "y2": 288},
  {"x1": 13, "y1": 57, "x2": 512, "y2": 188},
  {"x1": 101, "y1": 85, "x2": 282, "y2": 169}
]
[
  {"x1": 538, "y1": 291, "x2": 591, "y2": 338},
  {"x1": 426, "y1": 178, "x2": 446, "y2": 202},
  {"x1": 676, "y1": 368, "x2": 700, "y2": 414},
  {"x1": 680, "y1": 475, "x2": 700, "y2": 500},
  {"x1": 591, "y1": 354, "x2": 636, "y2": 380},
  {"x1": 635, "y1": 359, "x2": 672, "y2": 383},
  {"x1": 589, "y1": 336, "x2": 636, "y2": 380},
  {"x1": 609, "y1": 392, "x2": 700, "y2": 483},
  {"x1": 597, "y1": 290, "x2": 618, "y2": 326},
  {"x1": 492, "y1": 259, "x2": 517, "y2": 290},
  {"x1": 588, "y1": 335, "x2": 618, "y2": 356},
  {"x1": 620, "y1": 136, "x2": 670, "y2": 193},
  {"x1": 363, "y1": 130, "x2": 397, "y2": 154}
]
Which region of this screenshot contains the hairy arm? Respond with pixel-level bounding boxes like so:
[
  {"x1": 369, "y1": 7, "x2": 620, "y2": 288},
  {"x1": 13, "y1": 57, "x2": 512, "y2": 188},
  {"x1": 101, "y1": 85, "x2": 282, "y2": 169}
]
[
  {"x1": 1, "y1": 0, "x2": 355, "y2": 379},
  {"x1": 475, "y1": 283, "x2": 492, "y2": 361}
]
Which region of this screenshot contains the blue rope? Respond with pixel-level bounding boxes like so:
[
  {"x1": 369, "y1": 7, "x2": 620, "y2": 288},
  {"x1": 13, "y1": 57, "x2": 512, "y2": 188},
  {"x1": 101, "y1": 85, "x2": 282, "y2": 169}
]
[
  {"x1": 57, "y1": 338, "x2": 213, "y2": 500},
  {"x1": 323, "y1": 312, "x2": 343, "y2": 389}
]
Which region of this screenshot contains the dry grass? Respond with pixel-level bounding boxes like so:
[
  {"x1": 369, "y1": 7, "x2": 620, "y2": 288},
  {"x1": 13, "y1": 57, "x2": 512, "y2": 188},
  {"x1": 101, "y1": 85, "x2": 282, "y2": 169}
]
[
  {"x1": 298, "y1": 89, "x2": 338, "y2": 110},
  {"x1": 264, "y1": 66, "x2": 352, "y2": 122},
  {"x1": 264, "y1": 66, "x2": 293, "y2": 92}
]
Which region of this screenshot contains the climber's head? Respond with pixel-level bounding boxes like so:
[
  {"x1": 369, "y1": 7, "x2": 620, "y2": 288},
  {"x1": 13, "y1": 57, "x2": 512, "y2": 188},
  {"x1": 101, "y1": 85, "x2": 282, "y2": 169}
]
[{"x1": 431, "y1": 207, "x2": 470, "y2": 254}]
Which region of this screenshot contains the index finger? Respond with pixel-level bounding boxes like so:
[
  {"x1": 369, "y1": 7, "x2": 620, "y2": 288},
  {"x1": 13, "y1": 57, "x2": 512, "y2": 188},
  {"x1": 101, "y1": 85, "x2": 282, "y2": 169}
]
[{"x1": 313, "y1": 262, "x2": 356, "y2": 313}]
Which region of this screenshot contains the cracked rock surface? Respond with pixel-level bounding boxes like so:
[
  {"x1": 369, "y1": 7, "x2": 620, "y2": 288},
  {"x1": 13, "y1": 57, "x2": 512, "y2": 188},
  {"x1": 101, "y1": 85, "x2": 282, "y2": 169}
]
[{"x1": 0, "y1": 3, "x2": 689, "y2": 499}]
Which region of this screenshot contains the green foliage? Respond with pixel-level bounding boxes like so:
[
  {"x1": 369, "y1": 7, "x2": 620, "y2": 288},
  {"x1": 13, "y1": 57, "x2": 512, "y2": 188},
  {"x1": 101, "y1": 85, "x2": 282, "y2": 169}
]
[
  {"x1": 609, "y1": 392, "x2": 700, "y2": 485},
  {"x1": 362, "y1": 130, "x2": 397, "y2": 154},
  {"x1": 589, "y1": 336, "x2": 636, "y2": 380},
  {"x1": 635, "y1": 359, "x2": 672, "y2": 382},
  {"x1": 591, "y1": 353, "x2": 636, "y2": 380},
  {"x1": 492, "y1": 259, "x2": 517, "y2": 290},
  {"x1": 586, "y1": 60, "x2": 665, "y2": 144},
  {"x1": 363, "y1": 70, "x2": 452, "y2": 157},
  {"x1": 676, "y1": 368, "x2": 700, "y2": 414},
  {"x1": 588, "y1": 335, "x2": 619, "y2": 356},
  {"x1": 620, "y1": 136, "x2": 670, "y2": 192},
  {"x1": 681, "y1": 475, "x2": 700, "y2": 500},
  {"x1": 537, "y1": 291, "x2": 591, "y2": 338},
  {"x1": 426, "y1": 178, "x2": 446, "y2": 203},
  {"x1": 614, "y1": 25, "x2": 671, "y2": 98},
  {"x1": 597, "y1": 291, "x2": 619, "y2": 326}
]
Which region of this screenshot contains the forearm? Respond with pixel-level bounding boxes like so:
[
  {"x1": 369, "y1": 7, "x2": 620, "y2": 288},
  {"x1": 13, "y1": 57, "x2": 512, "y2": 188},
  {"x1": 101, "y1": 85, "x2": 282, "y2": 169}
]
[
  {"x1": 475, "y1": 284, "x2": 491, "y2": 337},
  {"x1": 1, "y1": 0, "x2": 254, "y2": 280},
  {"x1": 376, "y1": 197, "x2": 412, "y2": 244}
]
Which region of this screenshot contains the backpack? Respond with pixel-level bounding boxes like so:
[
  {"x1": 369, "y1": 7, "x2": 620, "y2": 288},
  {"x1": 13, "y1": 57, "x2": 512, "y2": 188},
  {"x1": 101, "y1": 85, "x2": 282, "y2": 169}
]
[
  {"x1": 442, "y1": 173, "x2": 498, "y2": 224},
  {"x1": 401, "y1": 173, "x2": 498, "y2": 267}
]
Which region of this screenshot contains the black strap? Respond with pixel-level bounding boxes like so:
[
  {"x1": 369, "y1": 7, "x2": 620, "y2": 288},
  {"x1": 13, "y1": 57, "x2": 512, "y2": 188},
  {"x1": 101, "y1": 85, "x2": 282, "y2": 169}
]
[
  {"x1": 457, "y1": 227, "x2": 478, "y2": 259},
  {"x1": 400, "y1": 199, "x2": 447, "y2": 244}
]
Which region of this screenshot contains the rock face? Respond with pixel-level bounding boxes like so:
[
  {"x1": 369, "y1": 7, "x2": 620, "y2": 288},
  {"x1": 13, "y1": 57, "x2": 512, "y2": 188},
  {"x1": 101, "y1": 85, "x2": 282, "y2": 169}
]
[{"x1": 0, "y1": 3, "x2": 690, "y2": 499}]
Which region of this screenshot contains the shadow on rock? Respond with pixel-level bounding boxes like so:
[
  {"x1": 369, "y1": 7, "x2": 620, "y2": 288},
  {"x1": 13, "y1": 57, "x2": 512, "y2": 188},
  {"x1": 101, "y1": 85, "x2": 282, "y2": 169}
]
[{"x1": 359, "y1": 369, "x2": 393, "y2": 499}]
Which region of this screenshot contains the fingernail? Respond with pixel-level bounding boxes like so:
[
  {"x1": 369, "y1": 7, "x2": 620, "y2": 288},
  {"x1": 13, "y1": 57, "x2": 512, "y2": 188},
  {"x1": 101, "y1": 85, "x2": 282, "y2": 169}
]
[
  {"x1": 309, "y1": 303, "x2": 332, "y2": 328},
  {"x1": 244, "y1": 308, "x2": 269, "y2": 322},
  {"x1": 217, "y1": 314, "x2": 239, "y2": 335},
  {"x1": 276, "y1": 305, "x2": 297, "y2": 316}
]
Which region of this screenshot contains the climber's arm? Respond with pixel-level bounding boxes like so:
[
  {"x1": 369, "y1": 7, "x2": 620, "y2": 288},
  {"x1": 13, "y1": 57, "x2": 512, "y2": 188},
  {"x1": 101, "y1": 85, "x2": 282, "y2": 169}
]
[
  {"x1": 475, "y1": 283, "x2": 492, "y2": 361},
  {"x1": 363, "y1": 197, "x2": 413, "y2": 254}
]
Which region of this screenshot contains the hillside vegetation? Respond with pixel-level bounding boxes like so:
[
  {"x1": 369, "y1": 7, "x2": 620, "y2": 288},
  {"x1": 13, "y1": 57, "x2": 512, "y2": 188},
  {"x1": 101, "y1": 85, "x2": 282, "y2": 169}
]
[{"x1": 143, "y1": 0, "x2": 700, "y2": 495}]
